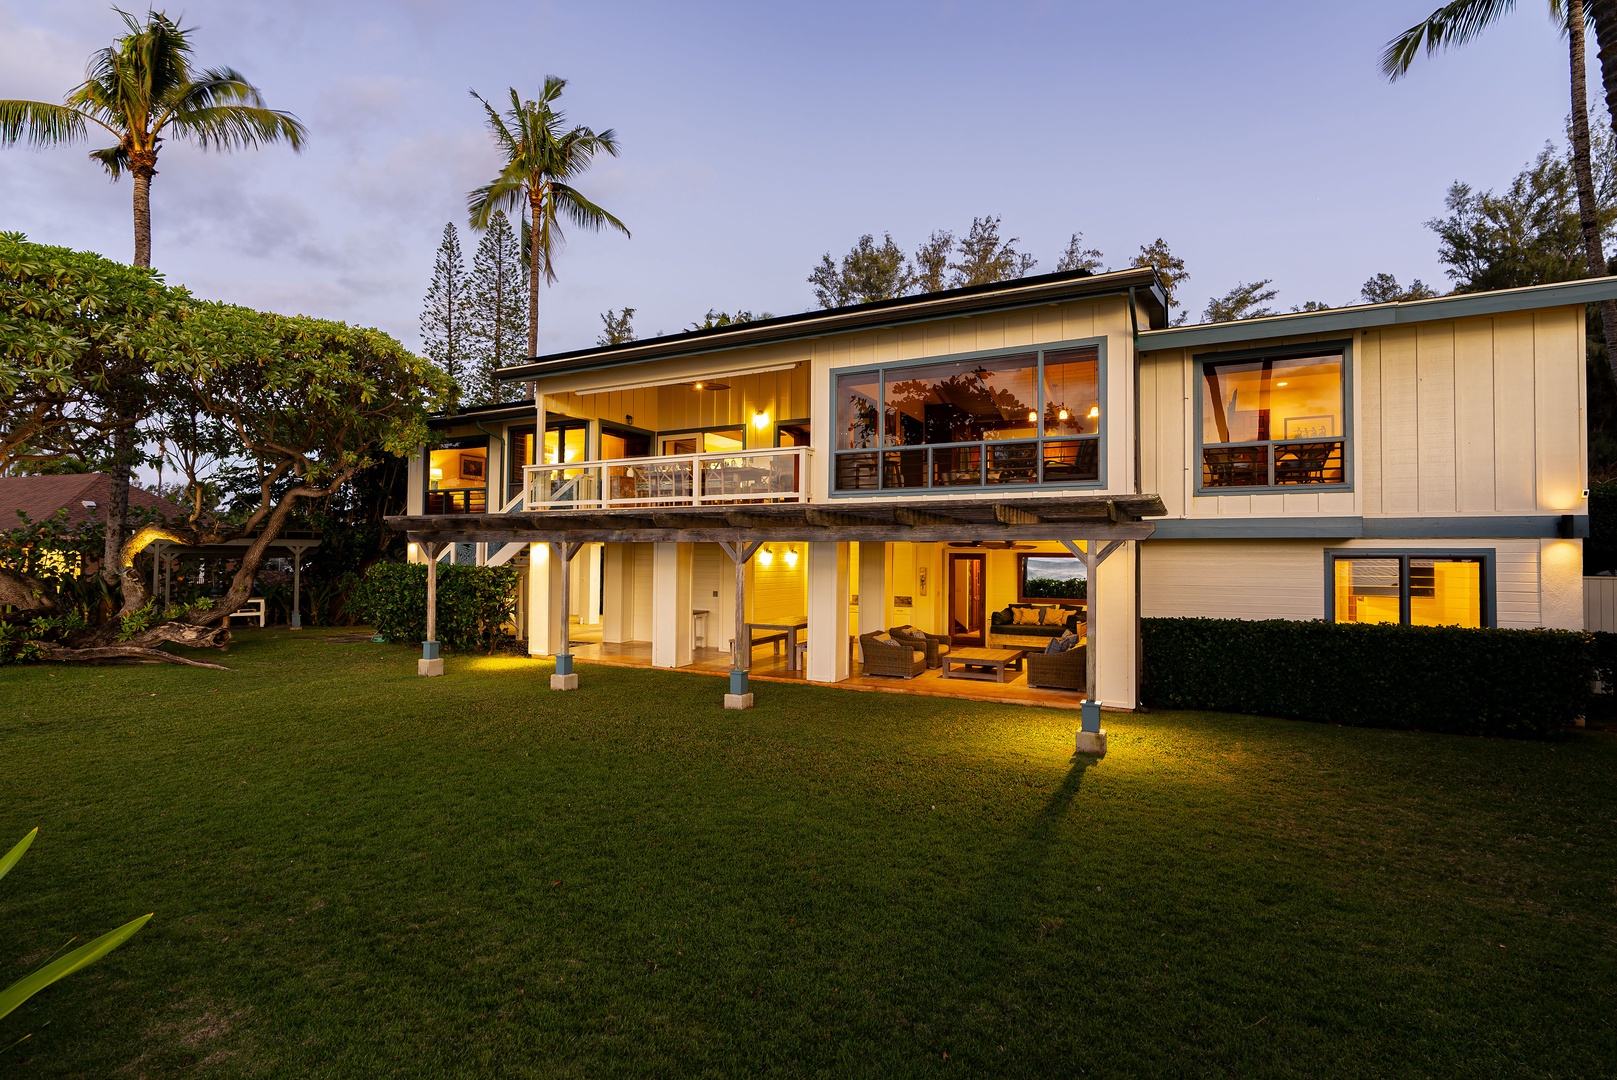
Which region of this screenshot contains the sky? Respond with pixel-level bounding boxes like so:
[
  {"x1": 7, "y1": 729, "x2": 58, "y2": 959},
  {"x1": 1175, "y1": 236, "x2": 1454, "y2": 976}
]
[{"x1": 0, "y1": 0, "x2": 1583, "y2": 358}]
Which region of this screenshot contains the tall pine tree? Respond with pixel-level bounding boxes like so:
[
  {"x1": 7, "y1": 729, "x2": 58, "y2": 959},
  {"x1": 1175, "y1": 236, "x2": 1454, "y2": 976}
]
[
  {"x1": 419, "y1": 222, "x2": 471, "y2": 404},
  {"x1": 467, "y1": 210, "x2": 528, "y2": 405}
]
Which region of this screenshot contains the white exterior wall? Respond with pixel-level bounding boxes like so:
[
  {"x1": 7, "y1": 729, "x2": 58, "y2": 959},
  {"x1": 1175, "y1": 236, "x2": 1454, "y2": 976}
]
[{"x1": 1140, "y1": 537, "x2": 1584, "y2": 630}]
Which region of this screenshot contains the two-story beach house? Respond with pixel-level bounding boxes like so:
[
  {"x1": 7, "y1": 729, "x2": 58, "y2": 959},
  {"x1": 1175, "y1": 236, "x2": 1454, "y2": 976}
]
[{"x1": 391, "y1": 267, "x2": 1604, "y2": 747}]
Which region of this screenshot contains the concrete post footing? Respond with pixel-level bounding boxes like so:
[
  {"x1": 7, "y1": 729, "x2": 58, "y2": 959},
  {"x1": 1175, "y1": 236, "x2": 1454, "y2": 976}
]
[
  {"x1": 723, "y1": 692, "x2": 755, "y2": 710},
  {"x1": 418, "y1": 657, "x2": 444, "y2": 677},
  {"x1": 1074, "y1": 729, "x2": 1108, "y2": 756},
  {"x1": 551, "y1": 672, "x2": 579, "y2": 690}
]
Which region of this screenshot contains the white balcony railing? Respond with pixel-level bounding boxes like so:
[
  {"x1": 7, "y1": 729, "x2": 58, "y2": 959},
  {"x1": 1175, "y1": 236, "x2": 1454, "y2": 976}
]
[{"x1": 524, "y1": 447, "x2": 811, "y2": 511}]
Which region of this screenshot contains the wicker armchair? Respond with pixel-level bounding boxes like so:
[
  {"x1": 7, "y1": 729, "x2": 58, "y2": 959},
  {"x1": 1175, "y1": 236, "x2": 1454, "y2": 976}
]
[
  {"x1": 859, "y1": 632, "x2": 927, "y2": 679},
  {"x1": 888, "y1": 625, "x2": 950, "y2": 668},
  {"x1": 1025, "y1": 644, "x2": 1086, "y2": 691}
]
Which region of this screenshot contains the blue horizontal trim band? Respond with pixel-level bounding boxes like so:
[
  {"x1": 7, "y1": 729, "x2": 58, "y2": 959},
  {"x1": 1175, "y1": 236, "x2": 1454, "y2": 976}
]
[{"x1": 1146, "y1": 515, "x2": 1587, "y2": 540}]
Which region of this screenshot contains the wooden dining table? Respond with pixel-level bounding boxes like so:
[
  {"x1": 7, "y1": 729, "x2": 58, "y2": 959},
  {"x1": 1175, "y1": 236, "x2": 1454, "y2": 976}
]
[{"x1": 745, "y1": 616, "x2": 809, "y2": 671}]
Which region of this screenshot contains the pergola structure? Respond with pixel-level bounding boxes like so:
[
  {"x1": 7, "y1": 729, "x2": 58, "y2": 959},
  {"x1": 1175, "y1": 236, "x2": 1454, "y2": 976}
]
[
  {"x1": 148, "y1": 532, "x2": 322, "y2": 627},
  {"x1": 389, "y1": 493, "x2": 1164, "y2": 753}
]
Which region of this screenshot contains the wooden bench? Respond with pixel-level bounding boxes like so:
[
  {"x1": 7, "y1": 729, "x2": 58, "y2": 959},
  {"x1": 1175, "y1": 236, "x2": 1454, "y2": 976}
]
[{"x1": 746, "y1": 630, "x2": 787, "y2": 656}]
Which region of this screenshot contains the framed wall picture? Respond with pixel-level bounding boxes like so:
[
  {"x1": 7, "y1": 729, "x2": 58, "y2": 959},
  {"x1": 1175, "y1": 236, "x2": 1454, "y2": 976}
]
[
  {"x1": 459, "y1": 453, "x2": 486, "y2": 481},
  {"x1": 1283, "y1": 415, "x2": 1335, "y2": 439}
]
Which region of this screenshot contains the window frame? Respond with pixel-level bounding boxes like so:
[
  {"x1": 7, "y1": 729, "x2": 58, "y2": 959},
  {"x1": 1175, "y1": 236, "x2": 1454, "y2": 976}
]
[
  {"x1": 1322, "y1": 548, "x2": 1496, "y2": 628},
  {"x1": 829, "y1": 336, "x2": 1108, "y2": 497},
  {"x1": 1016, "y1": 552, "x2": 1086, "y2": 604},
  {"x1": 1194, "y1": 340, "x2": 1353, "y2": 496}
]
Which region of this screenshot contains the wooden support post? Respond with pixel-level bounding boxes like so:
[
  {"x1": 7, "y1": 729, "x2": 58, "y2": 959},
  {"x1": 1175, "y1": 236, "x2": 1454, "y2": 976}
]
[
  {"x1": 719, "y1": 540, "x2": 762, "y2": 708},
  {"x1": 551, "y1": 540, "x2": 579, "y2": 689},
  {"x1": 420, "y1": 541, "x2": 444, "y2": 676},
  {"x1": 1061, "y1": 538, "x2": 1105, "y2": 754},
  {"x1": 290, "y1": 549, "x2": 303, "y2": 629}
]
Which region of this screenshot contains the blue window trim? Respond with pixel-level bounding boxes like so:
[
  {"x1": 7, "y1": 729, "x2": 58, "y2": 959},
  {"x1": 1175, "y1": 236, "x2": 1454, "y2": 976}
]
[
  {"x1": 829, "y1": 335, "x2": 1108, "y2": 497},
  {"x1": 1193, "y1": 339, "x2": 1354, "y2": 497},
  {"x1": 1322, "y1": 547, "x2": 1497, "y2": 628}
]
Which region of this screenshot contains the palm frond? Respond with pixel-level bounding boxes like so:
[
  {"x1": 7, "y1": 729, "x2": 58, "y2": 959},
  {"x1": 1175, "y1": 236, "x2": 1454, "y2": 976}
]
[
  {"x1": 1382, "y1": 0, "x2": 1518, "y2": 79},
  {"x1": 0, "y1": 100, "x2": 87, "y2": 147},
  {"x1": 549, "y1": 183, "x2": 631, "y2": 238},
  {"x1": 89, "y1": 143, "x2": 129, "y2": 178},
  {"x1": 467, "y1": 177, "x2": 525, "y2": 228},
  {"x1": 167, "y1": 104, "x2": 306, "y2": 151}
]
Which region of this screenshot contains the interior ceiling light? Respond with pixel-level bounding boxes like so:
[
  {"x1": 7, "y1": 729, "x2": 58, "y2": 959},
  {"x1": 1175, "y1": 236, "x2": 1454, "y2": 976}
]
[
  {"x1": 1027, "y1": 410, "x2": 1038, "y2": 423},
  {"x1": 691, "y1": 381, "x2": 731, "y2": 392},
  {"x1": 1276, "y1": 380, "x2": 1289, "y2": 387},
  {"x1": 1057, "y1": 407, "x2": 1070, "y2": 421},
  {"x1": 1087, "y1": 406, "x2": 1100, "y2": 420}
]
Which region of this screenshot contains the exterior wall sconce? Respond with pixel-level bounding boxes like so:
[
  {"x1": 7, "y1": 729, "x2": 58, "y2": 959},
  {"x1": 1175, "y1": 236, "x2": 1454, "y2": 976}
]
[
  {"x1": 758, "y1": 546, "x2": 774, "y2": 567},
  {"x1": 752, "y1": 410, "x2": 770, "y2": 430},
  {"x1": 783, "y1": 546, "x2": 799, "y2": 569}
]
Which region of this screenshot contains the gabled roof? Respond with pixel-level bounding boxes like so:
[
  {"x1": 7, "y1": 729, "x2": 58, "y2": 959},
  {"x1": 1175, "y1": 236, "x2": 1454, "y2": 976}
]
[
  {"x1": 496, "y1": 266, "x2": 1168, "y2": 382},
  {"x1": 1138, "y1": 275, "x2": 1617, "y2": 352},
  {"x1": 0, "y1": 473, "x2": 186, "y2": 530}
]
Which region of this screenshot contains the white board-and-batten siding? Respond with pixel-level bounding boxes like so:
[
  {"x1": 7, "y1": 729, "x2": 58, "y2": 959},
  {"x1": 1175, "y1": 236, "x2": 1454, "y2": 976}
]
[
  {"x1": 1140, "y1": 538, "x2": 1581, "y2": 630},
  {"x1": 1138, "y1": 309, "x2": 1587, "y2": 520}
]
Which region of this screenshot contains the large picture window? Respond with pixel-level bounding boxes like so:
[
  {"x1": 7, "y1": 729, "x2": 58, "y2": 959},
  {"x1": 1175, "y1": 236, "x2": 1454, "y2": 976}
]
[
  {"x1": 1326, "y1": 551, "x2": 1490, "y2": 628},
  {"x1": 833, "y1": 343, "x2": 1102, "y2": 492},
  {"x1": 1200, "y1": 347, "x2": 1347, "y2": 490},
  {"x1": 1018, "y1": 553, "x2": 1086, "y2": 603}
]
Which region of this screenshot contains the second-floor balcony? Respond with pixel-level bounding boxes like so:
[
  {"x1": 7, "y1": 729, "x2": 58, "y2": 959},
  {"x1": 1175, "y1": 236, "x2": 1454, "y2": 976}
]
[{"x1": 525, "y1": 446, "x2": 810, "y2": 511}]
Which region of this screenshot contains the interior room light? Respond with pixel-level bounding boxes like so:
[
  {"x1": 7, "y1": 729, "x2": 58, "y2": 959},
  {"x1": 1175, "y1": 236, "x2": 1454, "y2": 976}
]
[
  {"x1": 758, "y1": 546, "x2": 774, "y2": 567},
  {"x1": 783, "y1": 546, "x2": 799, "y2": 569},
  {"x1": 1057, "y1": 407, "x2": 1070, "y2": 421},
  {"x1": 1276, "y1": 380, "x2": 1289, "y2": 387},
  {"x1": 1027, "y1": 410, "x2": 1038, "y2": 422},
  {"x1": 693, "y1": 382, "x2": 705, "y2": 391},
  {"x1": 429, "y1": 467, "x2": 443, "y2": 479},
  {"x1": 1087, "y1": 406, "x2": 1100, "y2": 420},
  {"x1": 752, "y1": 410, "x2": 770, "y2": 430}
]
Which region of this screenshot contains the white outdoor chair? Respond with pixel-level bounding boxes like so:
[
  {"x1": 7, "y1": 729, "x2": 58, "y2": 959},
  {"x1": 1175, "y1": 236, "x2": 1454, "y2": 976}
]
[{"x1": 226, "y1": 597, "x2": 267, "y2": 628}]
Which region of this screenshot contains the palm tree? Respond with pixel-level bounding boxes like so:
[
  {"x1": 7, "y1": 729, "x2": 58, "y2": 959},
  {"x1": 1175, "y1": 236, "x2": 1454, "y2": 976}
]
[
  {"x1": 1384, "y1": 0, "x2": 1617, "y2": 389},
  {"x1": 0, "y1": 8, "x2": 305, "y2": 577},
  {"x1": 0, "y1": 8, "x2": 307, "y2": 268},
  {"x1": 468, "y1": 78, "x2": 629, "y2": 358}
]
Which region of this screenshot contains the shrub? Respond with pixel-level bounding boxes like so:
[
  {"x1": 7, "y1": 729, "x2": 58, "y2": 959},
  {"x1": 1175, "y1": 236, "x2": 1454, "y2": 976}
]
[
  {"x1": 347, "y1": 562, "x2": 519, "y2": 654},
  {"x1": 1140, "y1": 617, "x2": 1592, "y2": 738}
]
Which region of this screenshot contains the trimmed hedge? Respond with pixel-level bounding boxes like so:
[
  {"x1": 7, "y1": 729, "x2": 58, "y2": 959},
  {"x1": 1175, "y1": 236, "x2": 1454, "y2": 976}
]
[
  {"x1": 1140, "y1": 617, "x2": 1593, "y2": 738},
  {"x1": 347, "y1": 562, "x2": 519, "y2": 654}
]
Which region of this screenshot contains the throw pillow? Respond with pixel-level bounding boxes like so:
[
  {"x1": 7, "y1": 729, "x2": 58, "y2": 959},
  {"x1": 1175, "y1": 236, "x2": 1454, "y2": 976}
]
[
  {"x1": 1043, "y1": 634, "x2": 1065, "y2": 654},
  {"x1": 1046, "y1": 630, "x2": 1078, "y2": 654},
  {"x1": 1012, "y1": 606, "x2": 1042, "y2": 626}
]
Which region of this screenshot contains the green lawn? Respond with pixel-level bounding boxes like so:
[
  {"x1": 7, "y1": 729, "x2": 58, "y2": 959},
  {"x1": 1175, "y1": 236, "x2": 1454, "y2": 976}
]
[{"x1": 1, "y1": 629, "x2": 1614, "y2": 1077}]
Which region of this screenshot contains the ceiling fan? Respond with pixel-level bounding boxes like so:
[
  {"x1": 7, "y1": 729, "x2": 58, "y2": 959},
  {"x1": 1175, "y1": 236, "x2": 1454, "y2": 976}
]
[{"x1": 946, "y1": 540, "x2": 1038, "y2": 550}]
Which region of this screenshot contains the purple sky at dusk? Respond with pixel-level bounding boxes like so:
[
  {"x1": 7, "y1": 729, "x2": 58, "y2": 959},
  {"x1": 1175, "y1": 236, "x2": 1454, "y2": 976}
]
[{"x1": 0, "y1": 1, "x2": 1580, "y2": 356}]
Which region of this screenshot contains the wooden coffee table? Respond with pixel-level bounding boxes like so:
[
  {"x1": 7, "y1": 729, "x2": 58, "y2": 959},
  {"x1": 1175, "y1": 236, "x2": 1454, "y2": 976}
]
[{"x1": 940, "y1": 647, "x2": 1025, "y2": 682}]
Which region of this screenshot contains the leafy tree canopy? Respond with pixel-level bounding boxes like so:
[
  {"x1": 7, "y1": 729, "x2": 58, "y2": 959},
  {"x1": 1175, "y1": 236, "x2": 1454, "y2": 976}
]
[
  {"x1": 597, "y1": 306, "x2": 636, "y2": 345},
  {"x1": 1202, "y1": 279, "x2": 1279, "y2": 323},
  {"x1": 808, "y1": 233, "x2": 915, "y2": 308},
  {"x1": 948, "y1": 215, "x2": 1037, "y2": 287},
  {"x1": 1130, "y1": 238, "x2": 1189, "y2": 318},
  {"x1": 1359, "y1": 273, "x2": 1440, "y2": 303}
]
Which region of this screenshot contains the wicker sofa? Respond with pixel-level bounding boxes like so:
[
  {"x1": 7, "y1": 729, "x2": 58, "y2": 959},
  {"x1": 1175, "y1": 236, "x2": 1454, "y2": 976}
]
[
  {"x1": 887, "y1": 625, "x2": 950, "y2": 668},
  {"x1": 1025, "y1": 642, "x2": 1087, "y2": 691},
  {"x1": 859, "y1": 631, "x2": 927, "y2": 679},
  {"x1": 986, "y1": 604, "x2": 1084, "y2": 650}
]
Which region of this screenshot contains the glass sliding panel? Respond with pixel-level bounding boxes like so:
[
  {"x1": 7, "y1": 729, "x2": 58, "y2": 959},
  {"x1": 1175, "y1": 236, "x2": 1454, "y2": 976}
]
[
  {"x1": 883, "y1": 354, "x2": 1037, "y2": 447},
  {"x1": 931, "y1": 445, "x2": 982, "y2": 486},
  {"x1": 1202, "y1": 352, "x2": 1344, "y2": 488},
  {"x1": 1042, "y1": 438, "x2": 1100, "y2": 483},
  {"x1": 1333, "y1": 558, "x2": 1401, "y2": 624},
  {"x1": 776, "y1": 422, "x2": 810, "y2": 447},
  {"x1": 835, "y1": 452, "x2": 879, "y2": 490},
  {"x1": 702, "y1": 427, "x2": 744, "y2": 452},
  {"x1": 882, "y1": 449, "x2": 928, "y2": 489},
  {"x1": 1042, "y1": 347, "x2": 1100, "y2": 436},
  {"x1": 986, "y1": 441, "x2": 1039, "y2": 485},
  {"x1": 544, "y1": 426, "x2": 586, "y2": 465},
  {"x1": 836, "y1": 371, "x2": 881, "y2": 450},
  {"x1": 1201, "y1": 444, "x2": 1269, "y2": 487},
  {"x1": 600, "y1": 425, "x2": 651, "y2": 461},
  {"x1": 1409, "y1": 558, "x2": 1482, "y2": 627}
]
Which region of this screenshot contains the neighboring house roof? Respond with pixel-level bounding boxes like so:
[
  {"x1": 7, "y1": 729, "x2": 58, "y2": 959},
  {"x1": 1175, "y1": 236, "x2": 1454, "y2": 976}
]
[
  {"x1": 1139, "y1": 275, "x2": 1617, "y2": 353},
  {"x1": 427, "y1": 400, "x2": 538, "y2": 428},
  {"x1": 496, "y1": 266, "x2": 1169, "y2": 382},
  {"x1": 0, "y1": 473, "x2": 187, "y2": 531}
]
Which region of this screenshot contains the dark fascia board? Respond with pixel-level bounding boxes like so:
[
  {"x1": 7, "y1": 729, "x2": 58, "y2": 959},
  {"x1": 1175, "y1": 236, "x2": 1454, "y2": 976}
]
[
  {"x1": 494, "y1": 267, "x2": 1167, "y2": 382},
  {"x1": 1147, "y1": 515, "x2": 1587, "y2": 539},
  {"x1": 1138, "y1": 276, "x2": 1617, "y2": 353},
  {"x1": 427, "y1": 403, "x2": 535, "y2": 428}
]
